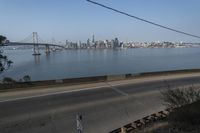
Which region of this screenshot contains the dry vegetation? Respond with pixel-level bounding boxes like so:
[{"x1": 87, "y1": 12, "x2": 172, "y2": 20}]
[{"x1": 156, "y1": 86, "x2": 200, "y2": 133}]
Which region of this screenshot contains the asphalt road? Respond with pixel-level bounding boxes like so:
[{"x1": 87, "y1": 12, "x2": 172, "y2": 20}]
[{"x1": 1, "y1": 76, "x2": 200, "y2": 133}]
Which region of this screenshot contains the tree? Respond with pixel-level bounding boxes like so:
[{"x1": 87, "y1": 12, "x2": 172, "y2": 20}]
[
  {"x1": 0, "y1": 35, "x2": 12, "y2": 72},
  {"x1": 23, "y1": 75, "x2": 31, "y2": 82},
  {"x1": 0, "y1": 35, "x2": 7, "y2": 45},
  {"x1": 161, "y1": 86, "x2": 200, "y2": 108},
  {"x1": 2, "y1": 77, "x2": 16, "y2": 84}
]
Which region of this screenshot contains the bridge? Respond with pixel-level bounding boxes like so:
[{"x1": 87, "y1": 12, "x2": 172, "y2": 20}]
[{"x1": 5, "y1": 32, "x2": 65, "y2": 55}]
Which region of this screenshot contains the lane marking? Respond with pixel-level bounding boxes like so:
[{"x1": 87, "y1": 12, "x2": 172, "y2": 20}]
[
  {"x1": 106, "y1": 82, "x2": 129, "y2": 96},
  {"x1": 0, "y1": 80, "x2": 137, "y2": 103},
  {"x1": 0, "y1": 85, "x2": 108, "y2": 103}
]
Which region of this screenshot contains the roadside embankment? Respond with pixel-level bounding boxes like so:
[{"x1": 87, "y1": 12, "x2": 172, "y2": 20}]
[{"x1": 135, "y1": 101, "x2": 200, "y2": 133}]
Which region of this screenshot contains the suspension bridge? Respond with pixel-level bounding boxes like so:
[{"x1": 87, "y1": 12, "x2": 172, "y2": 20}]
[{"x1": 5, "y1": 32, "x2": 65, "y2": 55}]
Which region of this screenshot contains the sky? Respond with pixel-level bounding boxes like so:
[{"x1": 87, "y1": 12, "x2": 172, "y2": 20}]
[{"x1": 0, "y1": 0, "x2": 200, "y2": 43}]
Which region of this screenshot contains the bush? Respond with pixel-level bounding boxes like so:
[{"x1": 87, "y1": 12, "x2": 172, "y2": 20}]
[
  {"x1": 2, "y1": 77, "x2": 16, "y2": 84},
  {"x1": 23, "y1": 75, "x2": 31, "y2": 82},
  {"x1": 161, "y1": 86, "x2": 200, "y2": 132},
  {"x1": 169, "y1": 101, "x2": 200, "y2": 125},
  {"x1": 161, "y1": 86, "x2": 200, "y2": 108}
]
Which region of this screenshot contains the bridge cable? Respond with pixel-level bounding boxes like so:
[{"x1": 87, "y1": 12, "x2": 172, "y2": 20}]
[
  {"x1": 37, "y1": 35, "x2": 46, "y2": 44},
  {"x1": 86, "y1": 0, "x2": 200, "y2": 39},
  {"x1": 18, "y1": 33, "x2": 33, "y2": 43}
]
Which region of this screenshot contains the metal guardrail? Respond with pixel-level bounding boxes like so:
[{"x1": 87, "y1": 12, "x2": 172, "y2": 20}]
[{"x1": 109, "y1": 108, "x2": 172, "y2": 133}]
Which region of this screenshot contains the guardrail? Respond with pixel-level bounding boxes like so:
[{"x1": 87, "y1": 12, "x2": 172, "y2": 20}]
[{"x1": 109, "y1": 108, "x2": 173, "y2": 133}]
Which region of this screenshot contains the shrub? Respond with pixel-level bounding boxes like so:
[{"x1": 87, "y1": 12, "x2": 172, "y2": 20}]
[
  {"x1": 2, "y1": 77, "x2": 16, "y2": 84},
  {"x1": 23, "y1": 75, "x2": 31, "y2": 82},
  {"x1": 161, "y1": 86, "x2": 200, "y2": 108},
  {"x1": 161, "y1": 86, "x2": 200, "y2": 132}
]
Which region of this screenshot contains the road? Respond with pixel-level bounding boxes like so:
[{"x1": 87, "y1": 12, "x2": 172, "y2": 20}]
[{"x1": 0, "y1": 74, "x2": 200, "y2": 133}]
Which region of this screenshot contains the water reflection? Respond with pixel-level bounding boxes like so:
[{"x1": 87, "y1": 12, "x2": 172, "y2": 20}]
[
  {"x1": 45, "y1": 53, "x2": 51, "y2": 61},
  {"x1": 34, "y1": 55, "x2": 40, "y2": 64}
]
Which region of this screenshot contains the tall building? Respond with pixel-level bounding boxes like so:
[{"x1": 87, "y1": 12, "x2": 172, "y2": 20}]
[
  {"x1": 87, "y1": 38, "x2": 90, "y2": 47},
  {"x1": 113, "y1": 38, "x2": 119, "y2": 48},
  {"x1": 66, "y1": 40, "x2": 69, "y2": 48},
  {"x1": 92, "y1": 35, "x2": 95, "y2": 43}
]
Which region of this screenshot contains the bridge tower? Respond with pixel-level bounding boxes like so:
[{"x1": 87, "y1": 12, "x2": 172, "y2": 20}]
[
  {"x1": 32, "y1": 32, "x2": 41, "y2": 55},
  {"x1": 45, "y1": 44, "x2": 50, "y2": 54}
]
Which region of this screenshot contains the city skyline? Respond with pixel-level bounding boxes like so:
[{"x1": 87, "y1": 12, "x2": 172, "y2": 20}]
[{"x1": 0, "y1": 0, "x2": 200, "y2": 42}]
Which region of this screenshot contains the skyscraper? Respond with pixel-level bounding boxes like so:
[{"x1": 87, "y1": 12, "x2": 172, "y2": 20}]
[
  {"x1": 113, "y1": 38, "x2": 119, "y2": 48},
  {"x1": 87, "y1": 38, "x2": 90, "y2": 47},
  {"x1": 92, "y1": 35, "x2": 95, "y2": 43}
]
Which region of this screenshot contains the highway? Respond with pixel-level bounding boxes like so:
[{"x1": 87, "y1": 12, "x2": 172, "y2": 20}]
[{"x1": 0, "y1": 74, "x2": 200, "y2": 133}]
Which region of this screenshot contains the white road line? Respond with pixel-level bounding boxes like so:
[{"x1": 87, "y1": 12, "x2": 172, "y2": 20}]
[
  {"x1": 1, "y1": 75, "x2": 200, "y2": 103},
  {"x1": 112, "y1": 87, "x2": 129, "y2": 96},
  {"x1": 106, "y1": 82, "x2": 129, "y2": 96},
  {"x1": 0, "y1": 85, "x2": 108, "y2": 103},
  {"x1": 0, "y1": 81, "x2": 134, "y2": 103}
]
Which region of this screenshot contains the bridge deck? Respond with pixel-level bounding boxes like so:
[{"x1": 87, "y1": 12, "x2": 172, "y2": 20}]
[{"x1": 6, "y1": 42, "x2": 65, "y2": 48}]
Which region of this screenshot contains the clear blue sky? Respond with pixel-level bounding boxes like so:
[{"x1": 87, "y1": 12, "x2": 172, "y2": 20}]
[{"x1": 0, "y1": 0, "x2": 200, "y2": 43}]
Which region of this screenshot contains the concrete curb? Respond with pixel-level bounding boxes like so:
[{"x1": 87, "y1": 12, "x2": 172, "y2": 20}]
[{"x1": 1, "y1": 69, "x2": 200, "y2": 92}]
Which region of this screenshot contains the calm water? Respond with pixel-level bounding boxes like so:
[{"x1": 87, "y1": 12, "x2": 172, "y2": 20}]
[{"x1": 1, "y1": 48, "x2": 200, "y2": 81}]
